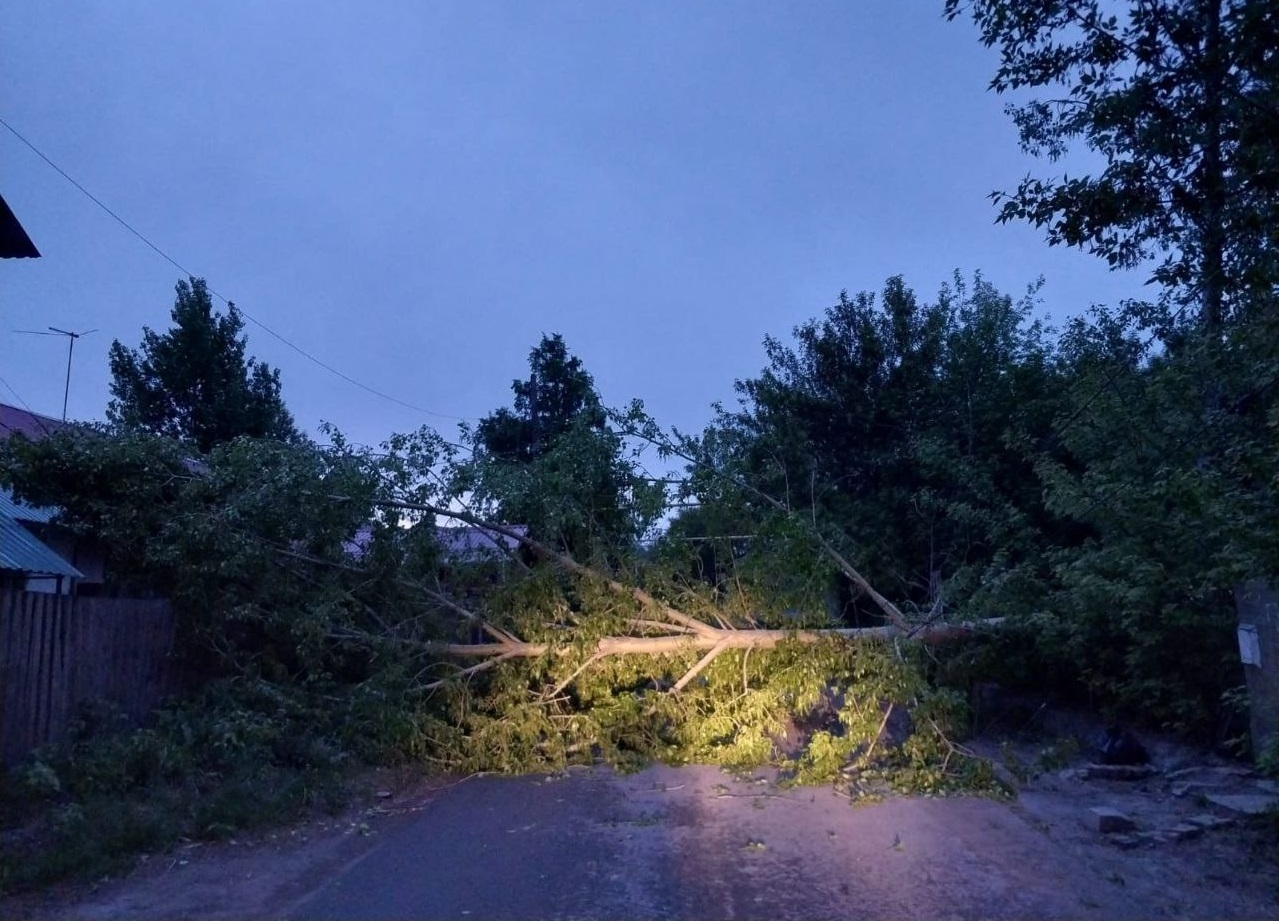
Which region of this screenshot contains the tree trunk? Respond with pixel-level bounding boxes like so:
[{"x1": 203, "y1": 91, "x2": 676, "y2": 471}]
[{"x1": 431, "y1": 618, "x2": 1005, "y2": 659}]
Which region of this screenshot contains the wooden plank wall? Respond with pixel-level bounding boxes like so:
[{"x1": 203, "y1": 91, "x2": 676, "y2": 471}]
[{"x1": 0, "y1": 590, "x2": 178, "y2": 765}]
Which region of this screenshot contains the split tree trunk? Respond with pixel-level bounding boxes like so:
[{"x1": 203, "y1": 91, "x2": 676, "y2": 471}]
[
  {"x1": 432, "y1": 618, "x2": 1004, "y2": 659},
  {"x1": 369, "y1": 498, "x2": 1004, "y2": 692}
]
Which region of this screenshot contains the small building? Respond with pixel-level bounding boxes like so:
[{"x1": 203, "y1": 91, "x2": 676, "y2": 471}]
[
  {"x1": 0, "y1": 488, "x2": 84, "y2": 594},
  {"x1": 436, "y1": 523, "x2": 528, "y2": 563},
  {"x1": 0, "y1": 403, "x2": 107, "y2": 593}
]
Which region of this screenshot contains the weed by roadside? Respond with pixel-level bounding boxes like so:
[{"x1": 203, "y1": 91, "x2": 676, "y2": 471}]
[
  {"x1": 0, "y1": 676, "x2": 385, "y2": 894},
  {"x1": 998, "y1": 736, "x2": 1082, "y2": 784}
]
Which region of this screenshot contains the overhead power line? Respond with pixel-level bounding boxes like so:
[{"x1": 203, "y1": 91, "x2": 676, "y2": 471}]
[
  {"x1": 0, "y1": 114, "x2": 471, "y2": 423},
  {"x1": 0, "y1": 374, "x2": 58, "y2": 437}
]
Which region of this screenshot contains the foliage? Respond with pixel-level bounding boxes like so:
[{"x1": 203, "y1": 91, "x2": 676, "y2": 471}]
[
  {"x1": 476, "y1": 333, "x2": 606, "y2": 463},
  {"x1": 1, "y1": 403, "x2": 1013, "y2": 892},
  {"x1": 9, "y1": 4, "x2": 1279, "y2": 891},
  {"x1": 16, "y1": 277, "x2": 1274, "y2": 893},
  {"x1": 942, "y1": 0, "x2": 1279, "y2": 742},
  {"x1": 108, "y1": 277, "x2": 299, "y2": 452},
  {"x1": 408, "y1": 575, "x2": 994, "y2": 796},
  {"x1": 657, "y1": 504, "x2": 840, "y2": 625},
  {"x1": 0, "y1": 425, "x2": 451, "y2": 681},
  {"x1": 467, "y1": 334, "x2": 665, "y2": 556},
  {"x1": 1027, "y1": 309, "x2": 1279, "y2": 735},
  {"x1": 1, "y1": 427, "x2": 202, "y2": 592},
  {"x1": 944, "y1": 0, "x2": 1279, "y2": 330},
  {"x1": 680, "y1": 274, "x2": 1062, "y2": 624},
  {"x1": 0, "y1": 680, "x2": 357, "y2": 892}
]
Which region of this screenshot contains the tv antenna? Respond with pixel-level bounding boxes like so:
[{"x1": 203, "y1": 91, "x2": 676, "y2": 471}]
[{"x1": 14, "y1": 326, "x2": 98, "y2": 420}]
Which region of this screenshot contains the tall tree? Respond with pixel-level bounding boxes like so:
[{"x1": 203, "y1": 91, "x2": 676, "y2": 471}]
[
  {"x1": 469, "y1": 334, "x2": 656, "y2": 556},
  {"x1": 1023, "y1": 308, "x2": 1270, "y2": 734},
  {"x1": 945, "y1": 0, "x2": 1279, "y2": 332},
  {"x1": 108, "y1": 278, "x2": 298, "y2": 452},
  {"x1": 475, "y1": 333, "x2": 605, "y2": 463},
  {"x1": 946, "y1": 2, "x2": 1279, "y2": 737},
  {"x1": 697, "y1": 275, "x2": 1062, "y2": 623}
]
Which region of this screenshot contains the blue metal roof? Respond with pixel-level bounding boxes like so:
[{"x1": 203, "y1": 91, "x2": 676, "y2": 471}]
[
  {"x1": 0, "y1": 517, "x2": 82, "y2": 578},
  {"x1": 0, "y1": 487, "x2": 58, "y2": 524}
]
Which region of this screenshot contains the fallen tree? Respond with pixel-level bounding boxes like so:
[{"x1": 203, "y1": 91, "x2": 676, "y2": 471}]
[
  {"x1": 297, "y1": 491, "x2": 996, "y2": 795},
  {"x1": 0, "y1": 407, "x2": 1011, "y2": 792},
  {"x1": 373, "y1": 499, "x2": 1004, "y2": 694},
  {"x1": 434, "y1": 620, "x2": 1004, "y2": 661}
]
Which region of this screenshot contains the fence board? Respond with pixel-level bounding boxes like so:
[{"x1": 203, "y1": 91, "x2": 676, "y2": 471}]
[
  {"x1": 0, "y1": 592, "x2": 15, "y2": 758},
  {"x1": 0, "y1": 590, "x2": 178, "y2": 764}
]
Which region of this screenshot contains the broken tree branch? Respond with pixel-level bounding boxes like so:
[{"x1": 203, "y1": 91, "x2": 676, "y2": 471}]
[
  {"x1": 671, "y1": 637, "x2": 732, "y2": 693},
  {"x1": 263, "y1": 537, "x2": 517, "y2": 644},
  {"x1": 416, "y1": 580, "x2": 514, "y2": 644},
  {"x1": 352, "y1": 496, "x2": 1001, "y2": 700},
  {"x1": 547, "y1": 651, "x2": 606, "y2": 699},
  {"x1": 422, "y1": 651, "x2": 520, "y2": 690},
  {"x1": 628, "y1": 618, "x2": 700, "y2": 635},
  {"x1": 860, "y1": 702, "x2": 895, "y2": 767},
  {"x1": 373, "y1": 498, "x2": 720, "y2": 638},
  {"x1": 611, "y1": 422, "x2": 911, "y2": 632}
]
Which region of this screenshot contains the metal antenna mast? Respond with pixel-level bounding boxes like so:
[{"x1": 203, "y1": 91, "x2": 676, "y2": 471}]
[{"x1": 13, "y1": 326, "x2": 98, "y2": 420}]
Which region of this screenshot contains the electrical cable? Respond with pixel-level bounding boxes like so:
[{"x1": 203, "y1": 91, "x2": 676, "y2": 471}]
[
  {"x1": 0, "y1": 114, "x2": 473, "y2": 423},
  {"x1": 0, "y1": 374, "x2": 58, "y2": 437}
]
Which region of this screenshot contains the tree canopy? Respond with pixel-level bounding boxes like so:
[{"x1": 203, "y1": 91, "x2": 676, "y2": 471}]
[
  {"x1": 943, "y1": 0, "x2": 1279, "y2": 735},
  {"x1": 945, "y1": 0, "x2": 1279, "y2": 332},
  {"x1": 684, "y1": 274, "x2": 1062, "y2": 624},
  {"x1": 475, "y1": 333, "x2": 606, "y2": 463},
  {"x1": 469, "y1": 334, "x2": 659, "y2": 556},
  {"x1": 108, "y1": 278, "x2": 299, "y2": 452}
]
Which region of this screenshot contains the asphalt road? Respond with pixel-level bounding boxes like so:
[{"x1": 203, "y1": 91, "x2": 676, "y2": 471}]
[
  {"x1": 14, "y1": 759, "x2": 1275, "y2": 921},
  {"x1": 289, "y1": 769, "x2": 674, "y2": 920},
  {"x1": 284, "y1": 764, "x2": 1158, "y2": 921}
]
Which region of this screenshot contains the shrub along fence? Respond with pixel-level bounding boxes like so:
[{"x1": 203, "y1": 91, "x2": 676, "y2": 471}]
[{"x1": 0, "y1": 590, "x2": 179, "y2": 765}]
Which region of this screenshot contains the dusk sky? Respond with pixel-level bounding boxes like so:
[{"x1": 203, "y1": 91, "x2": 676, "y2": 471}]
[{"x1": 3, "y1": 2, "x2": 1149, "y2": 453}]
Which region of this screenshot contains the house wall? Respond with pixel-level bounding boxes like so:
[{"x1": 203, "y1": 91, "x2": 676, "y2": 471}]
[{"x1": 40, "y1": 528, "x2": 107, "y2": 585}]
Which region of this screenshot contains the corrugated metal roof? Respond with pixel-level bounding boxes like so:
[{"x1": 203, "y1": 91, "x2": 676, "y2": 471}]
[
  {"x1": 0, "y1": 487, "x2": 58, "y2": 524},
  {"x1": 0, "y1": 518, "x2": 82, "y2": 578}
]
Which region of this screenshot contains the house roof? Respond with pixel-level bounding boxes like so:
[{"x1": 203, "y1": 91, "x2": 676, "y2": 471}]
[
  {"x1": 0, "y1": 518, "x2": 82, "y2": 578},
  {"x1": 0, "y1": 412, "x2": 88, "y2": 581},
  {"x1": 342, "y1": 523, "x2": 375, "y2": 559},
  {"x1": 0, "y1": 487, "x2": 58, "y2": 524},
  {"x1": 0, "y1": 489, "x2": 80, "y2": 580},
  {"x1": 341, "y1": 523, "x2": 529, "y2": 563},
  {"x1": 0, "y1": 192, "x2": 40, "y2": 259},
  {"x1": 437, "y1": 524, "x2": 527, "y2": 561},
  {"x1": 0, "y1": 402, "x2": 70, "y2": 441}
]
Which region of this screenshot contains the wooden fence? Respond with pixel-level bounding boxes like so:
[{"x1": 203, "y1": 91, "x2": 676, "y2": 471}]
[{"x1": 0, "y1": 590, "x2": 179, "y2": 765}]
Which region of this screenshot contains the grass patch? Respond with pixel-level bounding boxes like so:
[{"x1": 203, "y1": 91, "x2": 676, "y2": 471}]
[{"x1": 0, "y1": 678, "x2": 362, "y2": 895}]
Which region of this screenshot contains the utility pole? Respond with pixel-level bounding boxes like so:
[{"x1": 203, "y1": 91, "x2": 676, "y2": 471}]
[{"x1": 14, "y1": 326, "x2": 97, "y2": 420}]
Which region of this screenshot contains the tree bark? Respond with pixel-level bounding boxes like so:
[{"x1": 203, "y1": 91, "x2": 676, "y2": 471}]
[{"x1": 430, "y1": 618, "x2": 1005, "y2": 659}]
